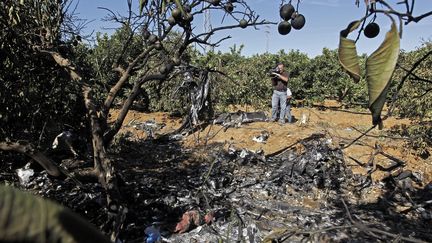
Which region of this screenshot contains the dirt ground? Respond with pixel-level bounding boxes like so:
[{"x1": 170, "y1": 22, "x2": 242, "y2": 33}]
[{"x1": 111, "y1": 100, "x2": 432, "y2": 203}]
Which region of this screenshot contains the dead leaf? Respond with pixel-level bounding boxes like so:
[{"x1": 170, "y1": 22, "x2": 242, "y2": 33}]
[{"x1": 366, "y1": 21, "x2": 400, "y2": 129}]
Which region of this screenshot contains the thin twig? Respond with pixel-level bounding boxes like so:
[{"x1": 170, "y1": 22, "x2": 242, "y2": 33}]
[
  {"x1": 350, "y1": 126, "x2": 410, "y2": 140},
  {"x1": 341, "y1": 125, "x2": 376, "y2": 150},
  {"x1": 37, "y1": 121, "x2": 47, "y2": 148},
  {"x1": 387, "y1": 50, "x2": 432, "y2": 117},
  {"x1": 204, "y1": 122, "x2": 214, "y2": 146}
]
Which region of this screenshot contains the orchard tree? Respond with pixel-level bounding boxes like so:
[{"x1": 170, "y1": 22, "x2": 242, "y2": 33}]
[
  {"x1": 390, "y1": 41, "x2": 432, "y2": 157},
  {"x1": 0, "y1": 0, "x2": 87, "y2": 176},
  {"x1": 301, "y1": 48, "x2": 367, "y2": 103},
  {"x1": 0, "y1": 0, "x2": 272, "y2": 239}
]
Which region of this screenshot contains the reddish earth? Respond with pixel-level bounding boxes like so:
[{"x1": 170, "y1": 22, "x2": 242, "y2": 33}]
[{"x1": 110, "y1": 100, "x2": 432, "y2": 202}]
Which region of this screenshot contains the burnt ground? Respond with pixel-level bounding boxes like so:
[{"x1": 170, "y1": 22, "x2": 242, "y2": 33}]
[{"x1": 1, "y1": 102, "x2": 432, "y2": 242}]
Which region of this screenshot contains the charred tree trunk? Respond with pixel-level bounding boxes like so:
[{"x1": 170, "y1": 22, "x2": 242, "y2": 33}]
[
  {"x1": 83, "y1": 87, "x2": 113, "y2": 188},
  {"x1": 83, "y1": 86, "x2": 125, "y2": 241}
]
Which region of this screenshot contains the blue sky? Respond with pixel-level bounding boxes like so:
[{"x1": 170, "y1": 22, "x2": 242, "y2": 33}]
[{"x1": 76, "y1": 0, "x2": 432, "y2": 57}]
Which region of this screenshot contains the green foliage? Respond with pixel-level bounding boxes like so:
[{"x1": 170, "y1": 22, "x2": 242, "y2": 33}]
[
  {"x1": 300, "y1": 48, "x2": 367, "y2": 104},
  {"x1": 389, "y1": 123, "x2": 431, "y2": 158},
  {"x1": 0, "y1": 0, "x2": 85, "y2": 145},
  {"x1": 386, "y1": 42, "x2": 432, "y2": 156},
  {"x1": 187, "y1": 47, "x2": 369, "y2": 112},
  {"x1": 392, "y1": 42, "x2": 432, "y2": 119},
  {"x1": 190, "y1": 46, "x2": 272, "y2": 110}
]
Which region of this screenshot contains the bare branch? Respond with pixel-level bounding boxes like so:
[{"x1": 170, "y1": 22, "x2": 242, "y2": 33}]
[
  {"x1": 410, "y1": 10, "x2": 432, "y2": 23},
  {"x1": 190, "y1": 20, "x2": 275, "y2": 46},
  {"x1": 386, "y1": 50, "x2": 432, "y2": 116},
  {"x1": 0, "y1": 141, "x2": 61, "y2": 177},
  {"x1": 397, "y1": 64, "x2": 432, "y2": 84},
  {"x1": 103, "y1": 73, "x2": 168, "y2": 144}
]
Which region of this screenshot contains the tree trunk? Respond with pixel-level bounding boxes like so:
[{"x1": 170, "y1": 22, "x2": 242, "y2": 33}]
[
  {"x1": 83, "y1": 86, "x2": 126, "y2": 241},
  {"x1": 83, "y1": 87, "x2": 114, "y2": 187}
]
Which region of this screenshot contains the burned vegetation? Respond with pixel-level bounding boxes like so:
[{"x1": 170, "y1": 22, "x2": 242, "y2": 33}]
[{"x1": 4, "y1": 127, "x2": 431, "y2": 242}]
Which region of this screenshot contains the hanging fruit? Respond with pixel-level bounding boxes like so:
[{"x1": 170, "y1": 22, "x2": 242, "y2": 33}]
[
  {"x1": 171, "y1": 8, "x2": 182, "y2": 20},
  {"x1": 168, "y1": 16, "x2": 176, "y2": 26},
  {"x1": 183, "y1": 4, "x2": 191, "y2": 13},
  {"x1": 184, "y1": 13, "x2": 194, "y2": 23},
  {"x1": 291, "y1": 13, "x2": 305, "y2": 30},
  {"x1": 239, "y1": 19, "x2": 248, "y2": 28},
  {"x1": 364, "y1": 22, "x2": 380, "y2": 38},
  {"x1": 280, "y1": 3, "x2": 295, "y2": 21},
  {"x1": 224, "y1": 2, "x2": 234, "y2": 13},
  {"x1": 278, "y1": 21, "x2": 292, "y2": 35},
  {"x1": 212, "y1": 0, "x2": 220, "y2": 6}
]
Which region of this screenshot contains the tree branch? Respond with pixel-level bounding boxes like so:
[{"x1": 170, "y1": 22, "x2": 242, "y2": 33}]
[
  {"x1": 0, "y1": 141, "x2": 61, "y2": 177},
  {"x1": 397, "y1": 64, "x2": 432, "y2": 84},
  {"x1": 38, "y1": 49, "x2": 82, "y2": 81},
  {"x1": 190, "y1": 20, "x2": 275, "y2": 45},
  {"x1": 103, "y1": 73, "x2": 167, "y2": 144},
  {"x1": 386, "y1": 50, "x2": 432, "y2": 116}
]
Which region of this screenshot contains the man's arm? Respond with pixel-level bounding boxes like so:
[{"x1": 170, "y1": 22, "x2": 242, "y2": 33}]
[{"x1": 272, "y1": 72, "x2": 288, "y2": 82}]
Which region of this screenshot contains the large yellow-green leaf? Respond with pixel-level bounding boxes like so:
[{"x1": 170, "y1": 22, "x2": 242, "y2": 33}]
[
  {"x1": 338, "y1": 20, "x2": 362, "y2": 83},
  {"x1": 366, "y1": 21, "x2": 400, "y2": 129},
  {"x1": 0, "y1": 185, "x2": 111, "y2": 242}
]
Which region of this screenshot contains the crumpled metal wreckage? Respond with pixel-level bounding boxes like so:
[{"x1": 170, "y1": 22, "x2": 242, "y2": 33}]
[{"x1": 213, "y1": 111, "x2": 268, "y2": 127}]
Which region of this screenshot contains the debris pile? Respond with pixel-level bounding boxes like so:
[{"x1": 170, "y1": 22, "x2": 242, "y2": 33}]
[
  {"x1": 213, "y1": 111, "x2": 268, "y2": 127},
  {"x1": 167, "y1": 133, "x2": 354, "y2": 242},
  {"x1": 3, "y1": 133, "x2": 431, "y2": 242}
]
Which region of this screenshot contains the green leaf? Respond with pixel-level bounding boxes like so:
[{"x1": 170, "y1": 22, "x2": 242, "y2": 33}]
[
  {"x1": 366, "y1": 21, "x2": 400, "y2": 129},
  {"x1": 338, "y1": 20, "x2": 362, "y2": 83}
]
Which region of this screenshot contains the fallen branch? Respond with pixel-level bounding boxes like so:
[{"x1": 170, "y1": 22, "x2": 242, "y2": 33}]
[
  {"x1": 350, "y1": 126, "x2": 410, "y2": 140},
  {"x1": 0, "y1": 141, "x2": 61, "y2": 177},
  {"x1": 341, "y1": 125, "x2": 377, "y2": 150},
  {"x1": 401, "y1": 200, "x2": 432, "y2": 214},
  {"x1": 266, "y1": 133, "x2": 326, "y2": 158},
  {"x1": 341, "y1": 199, "x2": 428, "y2": 243}
]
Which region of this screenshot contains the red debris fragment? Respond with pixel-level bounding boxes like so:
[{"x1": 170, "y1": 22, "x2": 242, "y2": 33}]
[
  {"x1": 174, "y1": 210, "x2": 201, "y2": 233},
  {"x1": 204, "y1": 211, "x2": 215, "y2": 225}
]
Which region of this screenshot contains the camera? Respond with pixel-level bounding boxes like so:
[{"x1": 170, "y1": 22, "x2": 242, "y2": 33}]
[{"x1": 268, "y1": 66, "x2": 281, "y2": 77}]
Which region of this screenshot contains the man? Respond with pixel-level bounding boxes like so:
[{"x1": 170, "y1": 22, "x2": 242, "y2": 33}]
[{"x1": 270, "y1": 62, "x2": 289, "y2": 124}]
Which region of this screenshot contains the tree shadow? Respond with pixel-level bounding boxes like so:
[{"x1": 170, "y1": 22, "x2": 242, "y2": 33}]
[
  {"x1": 112, "y1": 136, "x2": 223, "y2": 241},
  {"x1": 334, "y1": 178, "x2": 432, "y2": 242}
]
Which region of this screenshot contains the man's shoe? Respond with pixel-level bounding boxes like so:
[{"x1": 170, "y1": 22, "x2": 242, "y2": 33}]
[
  {"x1": 279, "y1": 121, "x2": 285, "y2": 125},
  {"x1": 269, "y1": 118, "x2": 277, "y2": 122}
]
